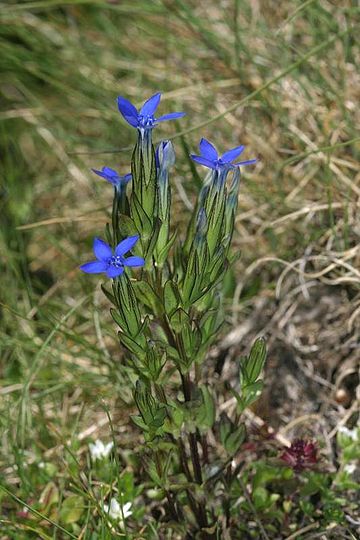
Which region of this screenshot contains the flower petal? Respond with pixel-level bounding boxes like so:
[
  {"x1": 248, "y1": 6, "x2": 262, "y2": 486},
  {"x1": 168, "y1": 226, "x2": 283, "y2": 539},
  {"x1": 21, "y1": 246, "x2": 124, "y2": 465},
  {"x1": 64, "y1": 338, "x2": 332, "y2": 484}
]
[
  {"x1": 156, "y1": 112, "x2": 186, "y2": 122},
  {"x1": 233, "y1": 158, "x2": 257, "y2": 167},
  {"x1": 115, "y1": 235, "x2": 139, "y2": 256},
  {"x1": 221, "y1": 145, "x2": 245, "y2": 163},
  {"x1": 140, "y1": 93, "x2": 161, "y2": 116},
  {"x1": 122, "y1": 173, "x2": 132, "y2": 184},
  {"x1": 93, "y1": 238, "x2": 112, "y2": 261},
  {"x1": 190, "y1": 155, "x2": 216, "y2": 169},
  {"x1": 123, "y1": 502, "x2": 132, "y2": 517},
  {"x1": 199, "y1": 138, "x2": 218, "y2": 161},
  {"x1": 123, "y1": 256, "x2": 145, "y2": 267},
  {"x1": 91, "y1": 168, "x2": 106, "y2": 179},
  {"x1": 107, "y1": 266, "x2": 124, "y2": 278},
  {"x1": 92, "y1": 167, "x2": 119, "y2": 184},
  {"x1": 102, "y1": 166, "x2": 118, "y2": 176},
  {"x1": 80, "y1": 261, "x2": 108, "y2": 274},
  {"x1": 117, "y1": 96, "x2": 138, "y2": 127}
]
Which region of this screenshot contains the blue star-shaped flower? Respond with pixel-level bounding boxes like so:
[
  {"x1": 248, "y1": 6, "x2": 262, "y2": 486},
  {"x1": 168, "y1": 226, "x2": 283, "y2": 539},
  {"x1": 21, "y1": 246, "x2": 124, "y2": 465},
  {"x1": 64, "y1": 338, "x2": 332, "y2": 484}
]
[
  {"x1": 190, "y1": 138, "x2": 257, "y2": 171},
  {"x1": 91, "y1": 167, "x2": 132, "y2": 187},
  {"x1": 80, "y1": 236, "x2": 144, "y2": 278},
  {"x1": 117, "y1": 92, "x2": 185, "y2": 131}
]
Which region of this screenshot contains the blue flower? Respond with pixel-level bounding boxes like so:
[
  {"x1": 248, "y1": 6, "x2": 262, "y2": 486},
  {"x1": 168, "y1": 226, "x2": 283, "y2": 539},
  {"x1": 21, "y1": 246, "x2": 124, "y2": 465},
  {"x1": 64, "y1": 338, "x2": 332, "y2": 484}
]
[
  {"x1": 190, "y1": 138, "x2": 257, "y2": 171},
  {"x1": 92, "y1": 167, "x2": 132, "y2": 187},
  {"x1": 80, "y1": 236, "x2": 144, "y2": 278},
  {"x1": 117, "y1": 92, "x2": 185, "y2": 131}
]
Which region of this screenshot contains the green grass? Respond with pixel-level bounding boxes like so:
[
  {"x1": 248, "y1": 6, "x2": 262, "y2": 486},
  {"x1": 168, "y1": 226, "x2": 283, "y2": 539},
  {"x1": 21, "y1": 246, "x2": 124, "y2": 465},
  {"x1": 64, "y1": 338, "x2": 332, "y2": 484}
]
[{"x1": 1, "y1": 0, "x2": 359, "y2": 537}]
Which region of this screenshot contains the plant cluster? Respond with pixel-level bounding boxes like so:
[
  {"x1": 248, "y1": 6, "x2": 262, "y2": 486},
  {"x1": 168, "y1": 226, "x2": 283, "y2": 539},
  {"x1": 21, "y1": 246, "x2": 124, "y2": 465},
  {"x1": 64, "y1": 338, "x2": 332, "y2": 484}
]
[{"x1": 80, "y1": 92, "x2": 265, "y2": 537}]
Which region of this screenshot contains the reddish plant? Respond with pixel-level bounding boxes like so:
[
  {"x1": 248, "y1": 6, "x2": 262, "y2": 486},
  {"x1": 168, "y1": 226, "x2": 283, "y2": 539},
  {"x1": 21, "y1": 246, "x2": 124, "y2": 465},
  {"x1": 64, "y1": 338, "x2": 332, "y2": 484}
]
[{"x1": 280, "y1": 439, "x2": 318, "y2": 472}]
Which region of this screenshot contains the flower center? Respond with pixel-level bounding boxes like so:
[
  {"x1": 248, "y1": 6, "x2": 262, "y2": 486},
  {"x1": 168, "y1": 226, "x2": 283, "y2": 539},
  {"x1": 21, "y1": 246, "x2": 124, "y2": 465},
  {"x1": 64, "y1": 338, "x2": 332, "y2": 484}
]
[
  {"x1": 137, "y1": 114, "x2": 155, "y2": 129},
  {"x1": 109, "y1": 255, "x2": 124, "y2": 268},
  {"x1": 215, "y1": 158, "x2": 233, "y2": 170}
]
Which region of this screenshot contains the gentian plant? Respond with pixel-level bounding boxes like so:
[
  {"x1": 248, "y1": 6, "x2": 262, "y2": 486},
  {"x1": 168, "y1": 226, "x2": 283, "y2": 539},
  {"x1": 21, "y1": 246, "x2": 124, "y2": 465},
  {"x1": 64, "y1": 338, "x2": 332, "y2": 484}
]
[{"x1": 80, "y1": 92, "x2": 265, "y2": 538}]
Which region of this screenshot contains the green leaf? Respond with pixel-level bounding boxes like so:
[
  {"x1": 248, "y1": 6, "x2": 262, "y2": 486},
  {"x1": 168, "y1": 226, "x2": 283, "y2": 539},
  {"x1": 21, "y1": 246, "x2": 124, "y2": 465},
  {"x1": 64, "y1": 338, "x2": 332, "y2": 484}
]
[
  {"x1": 300, "y1": 472, "x2": 328, "y2": 496},
  {"x1": 253, "y1": 463, "x2": 291, "y2": 490},
  {"x1": 169, "y1": 308, "x2": 190, "y2": 334},
  {"x1": 145, "y1": 345, "x2": 166, "y2": 380},
  {"x1": 134, "y1": 380, "x2": 166, "y2": 433},
  {"x1": 145, "y1": 458, "x2": 163, "y2": 487},
  {"x1": 219, "y1": 413, "x2": 246, "y2": 455},
  {"x1": 163, "y1": 400, "x2": 184, "y2": 435},
  {"x1": 117, "y1": 213, "x2": 138, "y2": 239},
  {"x1": 144, "y1": 217, "x2": 162, "y2": 263},
  {"x1": 181, "y1": 251, "x2": 197, "y2": 304},
  {"x1": 130, "y1": 192, "x2": 153, "y2": 238},
  {"x1": 219, "y1": 413, "x2": 232, "y2": 447},
  {"x1": 206, "y1": 189, "x2": 226, "y2": 257},
  {"x1": 232, "y1": 380, "x2": 264, "y2": 413},
  {"x1": 252, "y1": 487, "x2": 269, "y2": 511},
  {"x1": 181, "y1": 318, "x2": 201, "y2": 359},
  {"x1": 152, "y1": 406, "x2": 167, "y2": 429},
  {"x1": 156, "y1": 229, "x2": 177, "y2": 266},
  {"x1": 199, "y1": 299, "x2": 223, "y2": 345},
  {"x1": 163, "y1": 280, "x2": 180, "y2": 316},
  {"x1": 120, "y1": 332, "x2": 147, "y2": 360},
  {"x1": 323, "y1": 503, "x2": 344, "y2": 524},
  {"x1": 131, "y1": 137, "x2": 157, "y2": 220},
  {"x1": 224, "y1": 424, "x2": 246, "y2": 455},
  {"x1": 299, "y1": 500, "x2": 314, "y2": 516},
  {"x1": 133, "y1": 280, "x2": 161, "y2": 312},
  {"x1": 110, "y1": 307, "x2": 128, "y2": 333},
  {"x1": 244, "y1": 337, "x2": 267, "y2": 382},
  {"x1": 60, "y1": 495, "x2": 85, "y2": 524},
  {"x1": 105, "y1": 222, "x2": 113, "y2": 246},
  {"x1": 112, "y1": 276, "x2": 143, "y2": 338},
  {"x1": 196, "y1": 386, "x2": 216, "y2": 431},
  {"x1": 131, "y1": 414, "x2": 148, "y2": 431},
  {"x1": 242, "y1": 380, "x2": 264, "y2": 407}
]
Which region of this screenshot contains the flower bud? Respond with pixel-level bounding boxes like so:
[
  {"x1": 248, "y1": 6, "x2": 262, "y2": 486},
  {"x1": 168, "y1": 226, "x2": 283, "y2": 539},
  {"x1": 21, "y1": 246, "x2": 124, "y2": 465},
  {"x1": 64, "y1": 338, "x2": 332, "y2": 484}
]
[{"x1": 156, "y1": 140, "x2": 175, "y2": 218}]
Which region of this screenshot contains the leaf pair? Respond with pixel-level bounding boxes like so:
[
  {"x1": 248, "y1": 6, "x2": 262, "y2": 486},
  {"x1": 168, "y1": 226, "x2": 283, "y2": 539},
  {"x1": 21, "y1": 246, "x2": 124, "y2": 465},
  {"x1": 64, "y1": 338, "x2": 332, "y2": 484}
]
[{"x1": 232, "y1": 338, "x2": 267, "y2": 413}]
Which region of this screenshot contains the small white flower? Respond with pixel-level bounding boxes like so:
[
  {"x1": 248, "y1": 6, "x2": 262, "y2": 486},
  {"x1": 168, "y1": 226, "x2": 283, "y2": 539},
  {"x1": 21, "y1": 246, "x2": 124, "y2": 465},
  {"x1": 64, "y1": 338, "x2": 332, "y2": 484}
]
[
  {"x1": 103, "y1": 498, "x2": 132, "y2": 524},
  {"x1": 344, "y1": 462, "x2": 357, "y2": 475},
  {"x1": 89, "y1": 439, "x2": 114, "y2": 461},
  {"x1": 338, "y1": 426, "x2": 358, "y2": 441}
]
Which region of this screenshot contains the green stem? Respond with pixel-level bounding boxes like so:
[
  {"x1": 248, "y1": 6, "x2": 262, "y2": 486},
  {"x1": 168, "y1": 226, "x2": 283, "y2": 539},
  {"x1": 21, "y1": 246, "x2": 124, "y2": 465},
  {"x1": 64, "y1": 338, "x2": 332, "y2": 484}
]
[
  {"x1": 200, "y1": 432, "x2": 209, "y2": 465},
  {"x1": 153, "y1": 272, "x2": 209, "y2": 531},
  {"x1": 181, "y1": 373, "x2": 209, "y2": 531},
  {"x1": 189, "y1": 432, "x2": 203, "y2": 485}
]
